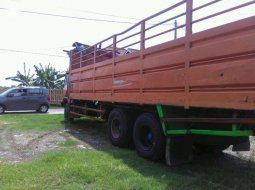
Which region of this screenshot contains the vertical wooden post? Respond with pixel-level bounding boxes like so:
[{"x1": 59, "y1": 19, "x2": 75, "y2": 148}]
[
  {"x1": 112, "y1": 35, "x2": 117, "y2": 99},
  {"x1": 79, "y1": 51, "x2": 82, "y2": 95},
  {"x1": 79, "y1": 51, "x2": 82, "y2": 68},
  {"x1": 140, "y1": 20, "x2": 145, "y2": 51},
  {"x1": 113, "y1": 35, "x2": 117, "y2": 59},
  {"x1": 186, "y1": 0, "x2": 193, "y2": 36},
  {"x1": 93, "y1": 45, "x2": 97, "y2": 64},
  {"x1": 93, "y1": 45, "x2": 97, "y2": 96},
  {"x1": 140, "y1": 20, "x2": 146, "y2": 100},
  {"x1": 184, "y1": 0, "x2": 193, "y2": 109}
]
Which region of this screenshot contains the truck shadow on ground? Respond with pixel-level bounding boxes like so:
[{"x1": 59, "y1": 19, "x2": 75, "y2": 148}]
[{"x1": 64, "y1": 119, "x2": 255, "y2": 189}]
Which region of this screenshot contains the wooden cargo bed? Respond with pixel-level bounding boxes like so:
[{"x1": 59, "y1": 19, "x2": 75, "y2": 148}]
[{"x1": 68, "y1": 1, "x2": 255, "y2": 111}]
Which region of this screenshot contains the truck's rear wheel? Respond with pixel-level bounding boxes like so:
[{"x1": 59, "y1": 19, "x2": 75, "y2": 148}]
[
  {"x1": 107, "y1": 108, "x2": 133, "y2": 147},
  {"x1": 133, "y1": 113, "x2": 165, "y2": 161}
]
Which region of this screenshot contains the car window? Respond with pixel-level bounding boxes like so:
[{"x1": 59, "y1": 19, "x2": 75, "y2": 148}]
[
  {"x1": 9, "y1": 89, "x2": 27, "y2": 97},
  {"x1": 28, "y1": 89, "x2": 42, "y2": 96}
]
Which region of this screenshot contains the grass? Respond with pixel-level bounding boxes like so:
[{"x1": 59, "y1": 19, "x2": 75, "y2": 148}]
[
  {"x1": 0, "y1": 114, "x2": 64, "y2": 132},
  {"x1": 0, "y1": 148, "x2": 255, "y2": 190},
  {"x1": 0, "y1": 150, "x2": 192, "y2": 190},
  {"x1": 58, "y1": 139, "x2": 78, "y2": 147},
  {"x1": 0, "y1": 114, "x2": 255, "y2": 189}
]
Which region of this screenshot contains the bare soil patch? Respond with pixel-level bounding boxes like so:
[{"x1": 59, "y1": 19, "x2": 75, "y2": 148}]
[{"x1": 0, "y1": 122, "x2": 110, "y2": 163}]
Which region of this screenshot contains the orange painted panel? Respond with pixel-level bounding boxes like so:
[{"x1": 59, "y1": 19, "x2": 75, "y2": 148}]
[
  {"x1": 113, "y1": 74, "x2": 140, "y2": 90},
  {"x1": 115, "y1": 58, "x2": 140, "y2": 75},
  {"x1": 142, "y1": 93, "x2": 185, "y2": 106},
  {"x1": 189, "y1": 59, "x2": 255, "y2": 87},
  {"x1": 143, "y1": 49, "x2": 185, "y2": 70},
  {"x1": 112, "y1": 93, "x2": 140, "y2": 103},
  {"x1": 79, "y1": 81, "x2": 93, "y2": 92},
  {"x1": 94, "y1": 78, "x2": 112, "y2": 91},
  {"x1": 80, "y1": 68, "x2": 93, "y2": 80},
  {"x1": 142, "y1": 69, "x2": 185, "y2": 89},
  {"x1": 190, "y1": 92, "x2": 255, "y2": 110},
  {"x1": 95, "y1": 63, "x2": 112, "y2": 78},
  {"x1": 71, "y1": 83, "x2": 79, "y2": 92},
  {"x1": 190, "y1": 33, "x2": 255, "y2": 62},
  {"x1": 70, "y1": 72, "x2": 80, "y2": 82}
]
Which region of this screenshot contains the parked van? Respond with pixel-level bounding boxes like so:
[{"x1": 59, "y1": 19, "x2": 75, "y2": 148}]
[{"x1": 0, "y1": 87, "x2": 50, "y2": 114}]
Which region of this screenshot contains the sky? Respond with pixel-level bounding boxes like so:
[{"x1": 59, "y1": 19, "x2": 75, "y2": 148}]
[
  {"x1": 0, "y1": 0, "x2": 173, "y2": 87},
  {"x1": 0, "y1": 0, "x2": 254, "y2": 87}
]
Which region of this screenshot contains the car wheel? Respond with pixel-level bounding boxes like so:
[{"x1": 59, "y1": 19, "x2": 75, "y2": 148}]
[
  {"x1": 38, "y1": 104, "x2": 49, "y2": 113},
  {"x1": 0, "y1": 104, "x2": 5, "y2": 114},
  {"x1": 133, "y1": 113, "x2": 165, "y2": 161}
]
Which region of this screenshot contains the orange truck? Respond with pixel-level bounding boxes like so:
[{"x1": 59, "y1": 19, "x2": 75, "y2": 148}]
[{"x1": 63, "y1": 1, "x2": 255, "y2": 165}]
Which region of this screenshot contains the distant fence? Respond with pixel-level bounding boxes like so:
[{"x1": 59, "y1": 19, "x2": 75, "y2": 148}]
[{"x1": 48, "y1": 89, "x2": 64, "y2": 105}]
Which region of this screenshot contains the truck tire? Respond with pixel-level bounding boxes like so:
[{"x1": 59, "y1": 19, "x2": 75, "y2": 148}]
[
  {"x1": 107, "y1": 108, "x2": 133, "y2": 147},
  {"x1": 0, "y1": 104, "x2": 5, "y2": 114},
  {"x1": 133, "y1": 113, "x2": 165, "y2": 161}
]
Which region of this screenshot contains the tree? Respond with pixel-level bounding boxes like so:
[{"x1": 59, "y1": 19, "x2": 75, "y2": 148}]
[
  {"x1": 5, "y1": 62, "x2": 34, "y2": 86},
  {"x1": 6, "y1": 63, "x2": 65, "y2": 89},
  {"x1": 33, "y1": 63, "x2": 65, "y2": 89}
]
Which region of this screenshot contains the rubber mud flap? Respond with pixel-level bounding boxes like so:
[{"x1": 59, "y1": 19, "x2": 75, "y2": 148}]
[{"x1": 165, "y1": 136, "x2": 193, "y2": 166}]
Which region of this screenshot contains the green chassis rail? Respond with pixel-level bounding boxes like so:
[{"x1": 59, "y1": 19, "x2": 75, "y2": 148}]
[{"x1": 156, "y1": 105, "x2": 253, "y2": 137}]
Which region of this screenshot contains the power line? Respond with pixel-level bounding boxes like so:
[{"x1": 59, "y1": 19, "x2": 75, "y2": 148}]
[
  {"x1": 1, "y1": 6, "x2": 144, "y2": 21},
  {"x1": 0, "y1": 48, "x2": 68, "y2": 58},
  {"x1": 20, "y1": 10, "x2": 137, "y2": 24},
  {"x1": 73, "y1": 8, "x2": 177, "y2": 27},
  {"x1": 69, "y1": 8, "x2": 145, "y2": 21},
  {"x1": 25, "y1": 45, "x2": 71, "y2": 51},
  {"x1": 0, "y1": 7, "x2": 136, "y2": 24},
  {"x1": 0, "y1": 7, "x2": 178, "y2": 27}
]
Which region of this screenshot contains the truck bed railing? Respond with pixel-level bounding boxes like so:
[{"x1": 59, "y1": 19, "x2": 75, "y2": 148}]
[{"x1": 70, "y1": 0, "x2": 255, "y2": 70}]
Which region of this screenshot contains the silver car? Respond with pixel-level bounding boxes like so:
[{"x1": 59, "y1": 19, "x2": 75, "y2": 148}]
[{"x1": 0, "y1": 87, "x2": 50, "y2": 114}]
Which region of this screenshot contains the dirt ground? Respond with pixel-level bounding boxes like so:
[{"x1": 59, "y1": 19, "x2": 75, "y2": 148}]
[
  {"x1": 0, "y1": 122, "x2": 111, "y2": 163},
  {"x1": 0, "y1": 123, "x2": 255, "y2": 165}
]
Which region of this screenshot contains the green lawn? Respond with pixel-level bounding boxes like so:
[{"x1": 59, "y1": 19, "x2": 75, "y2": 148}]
[
  {"x1": 0, "y1": 114, "x2": 255, "y2": 190},
  {"x1": 0, "y1": 114, "x2": 64, "y2": 132},
  {"x1": 0, "y1": 150, "x2": 191, "y2": 190}
]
